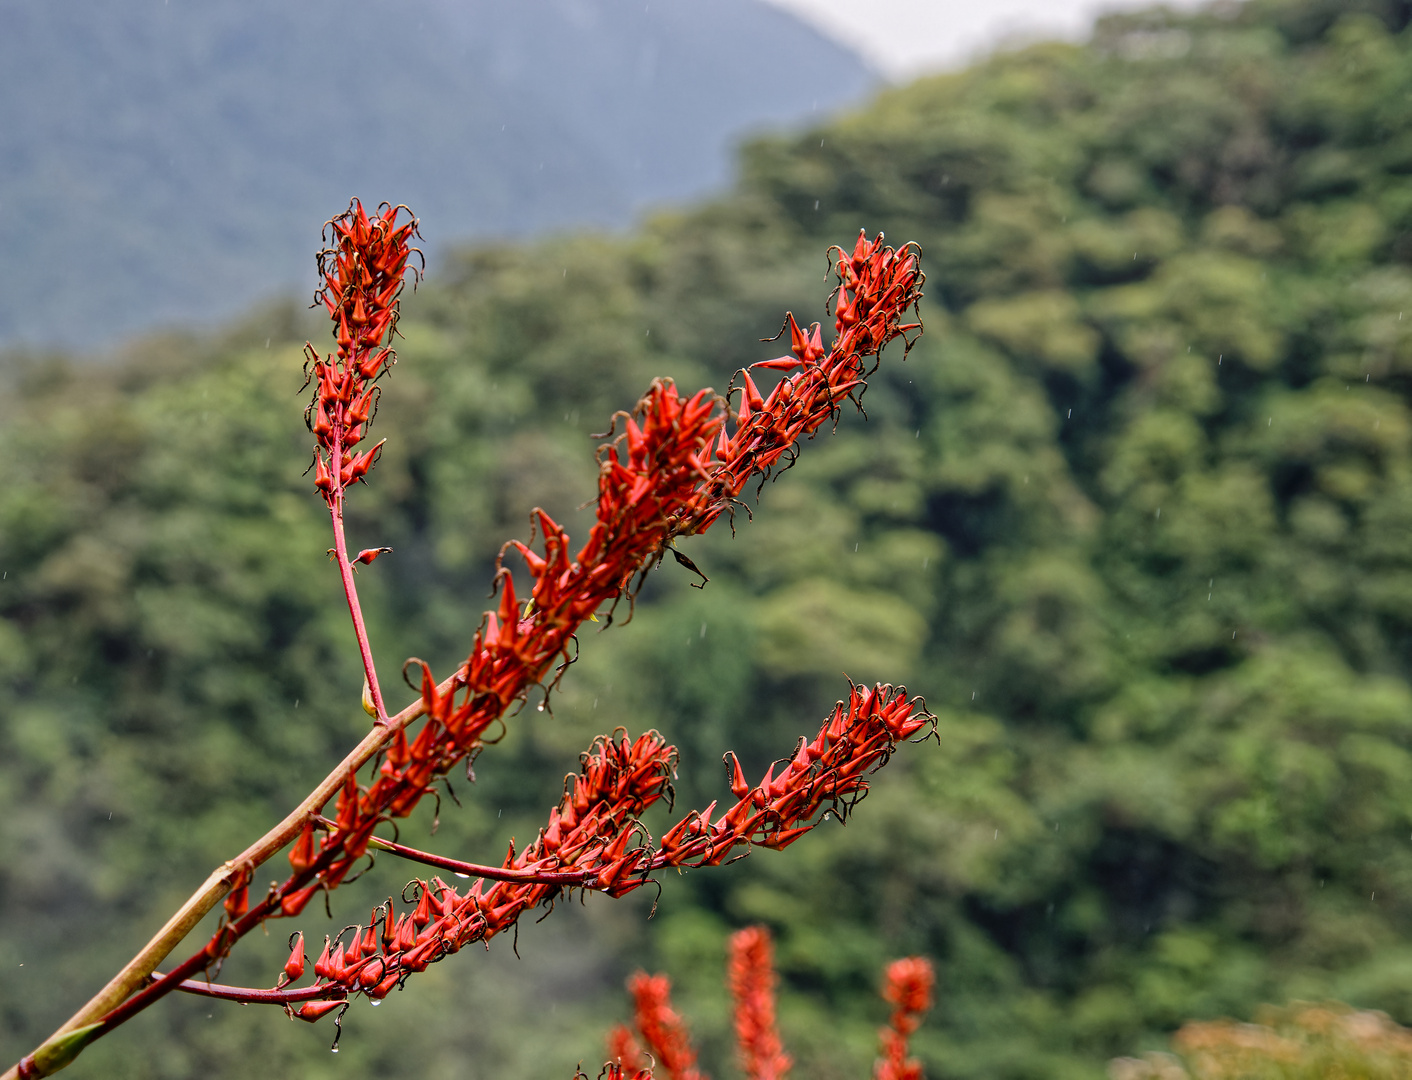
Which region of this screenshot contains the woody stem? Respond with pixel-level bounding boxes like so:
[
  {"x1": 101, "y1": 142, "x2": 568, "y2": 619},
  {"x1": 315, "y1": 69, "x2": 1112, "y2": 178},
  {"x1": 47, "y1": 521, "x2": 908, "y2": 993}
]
[{"x1": 3, "y1": 677, "x2": 452, "y2": 1080}]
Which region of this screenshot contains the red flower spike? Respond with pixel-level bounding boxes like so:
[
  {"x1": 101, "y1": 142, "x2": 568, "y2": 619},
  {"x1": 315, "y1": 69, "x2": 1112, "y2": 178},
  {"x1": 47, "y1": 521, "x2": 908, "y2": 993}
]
[
  {"x1": 236, "y1": 684, "x2": 930, "y2": 1019},
  {"x1": 875, "y1": 957, "x2": 935, "y2": 1080},
  {"x1": 597, "y1": 930, "x2": 932, "y2": 1080},
  {"x1": 882, "y1": 957, "x2": 934, "y2": 1025},
  {"x1": 305, "y1": 201, "x2": 420, "y2": 507},
  {"x1": 629, "y1": 973, "x2": 703, "y2": 1080},
  {"x1": 728, "y1": 927, "x2": 791, "y2": 1080}
]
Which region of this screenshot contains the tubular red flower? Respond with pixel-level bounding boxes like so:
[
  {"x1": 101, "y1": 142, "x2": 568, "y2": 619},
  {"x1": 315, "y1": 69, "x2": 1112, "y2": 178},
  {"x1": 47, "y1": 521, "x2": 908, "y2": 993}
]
[
  {"x1": 728, "y1": 927, "x2": 791, "y2": 1080},
  {"x1": 875, "y1": 957, "x2": 935, "y2": 1080}
]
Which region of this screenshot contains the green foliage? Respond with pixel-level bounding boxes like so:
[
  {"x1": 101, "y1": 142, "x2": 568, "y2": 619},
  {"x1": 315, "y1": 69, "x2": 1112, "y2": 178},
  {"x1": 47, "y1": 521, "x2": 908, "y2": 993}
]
[{"x1": 8, "y1": 1, "x2": 1412, "y2": 1077}]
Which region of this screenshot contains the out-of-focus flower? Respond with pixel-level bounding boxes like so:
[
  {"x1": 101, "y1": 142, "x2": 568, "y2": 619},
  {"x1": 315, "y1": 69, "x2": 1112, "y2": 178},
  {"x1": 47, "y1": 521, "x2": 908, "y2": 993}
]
[
  {"x1": 728, "y1": 927, "x2": 791, "y2": 1080},
  {"x1": 876, "y1": 957, "x2": 934, "y2": 1080}
]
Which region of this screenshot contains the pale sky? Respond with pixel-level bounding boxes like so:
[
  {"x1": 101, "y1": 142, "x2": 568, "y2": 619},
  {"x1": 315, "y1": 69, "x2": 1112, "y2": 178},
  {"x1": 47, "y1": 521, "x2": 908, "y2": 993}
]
[{"x1": 762, "y1": 0, "x2": 1211, "y2": 79}]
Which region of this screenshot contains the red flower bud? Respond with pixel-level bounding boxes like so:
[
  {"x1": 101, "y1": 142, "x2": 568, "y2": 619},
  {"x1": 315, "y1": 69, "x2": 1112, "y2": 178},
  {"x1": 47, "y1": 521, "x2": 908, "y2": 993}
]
[
  {"x1": 284, "y1": 934, "x2": 306, "y2": 982},
  {"x1": 294, "y1": 1000, "x2": 345, "y2": 1024}
]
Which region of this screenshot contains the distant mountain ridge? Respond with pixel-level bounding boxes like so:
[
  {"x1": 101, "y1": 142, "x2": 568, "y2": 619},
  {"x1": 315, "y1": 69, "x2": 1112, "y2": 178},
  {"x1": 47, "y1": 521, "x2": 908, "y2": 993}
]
[{"x1": 0, "y1": 0, "x2": 875, "y2": 349}]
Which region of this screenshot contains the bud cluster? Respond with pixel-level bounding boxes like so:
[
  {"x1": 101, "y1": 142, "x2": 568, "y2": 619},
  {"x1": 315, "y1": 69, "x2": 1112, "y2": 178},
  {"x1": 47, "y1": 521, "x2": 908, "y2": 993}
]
[{"x1": 303, "y1": 200, "x2": 420, "y2": 504}]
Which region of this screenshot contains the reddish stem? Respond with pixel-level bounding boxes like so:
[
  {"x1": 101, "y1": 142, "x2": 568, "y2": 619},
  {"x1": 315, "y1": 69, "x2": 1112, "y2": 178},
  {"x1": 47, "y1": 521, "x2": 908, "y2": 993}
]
[
  {"x1": 362, "y1": 832, "x2": 600, "y2": 886},
  {"x1": 328, "y1": 430, "x2": 387, "y2": 723},
  {"x1": 172, "y1": 979, "x2": 340, "y2": 1005}
]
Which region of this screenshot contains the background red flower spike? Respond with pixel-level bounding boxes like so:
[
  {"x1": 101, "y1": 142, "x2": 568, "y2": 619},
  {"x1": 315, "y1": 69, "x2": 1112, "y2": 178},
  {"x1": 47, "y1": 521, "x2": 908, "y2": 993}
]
[
  {"x1": 875, "y1": 957, "x2": 935, "y2": 1080},
  {"x1": 629, "y1": 973, "x2": 703, "y2": 1080},
  {"x1": 728, "y1": 927, "x2": 792, "y2": 1080},
  {"x1": 599, "y1": 934, "x2": 936, "y2": 1080}
]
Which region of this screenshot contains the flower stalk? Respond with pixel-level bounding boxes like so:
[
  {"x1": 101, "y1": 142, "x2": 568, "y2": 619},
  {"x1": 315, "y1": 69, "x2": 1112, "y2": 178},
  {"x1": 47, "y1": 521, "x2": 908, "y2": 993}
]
[{"x1": 6, "y1": 213, "x2": 926, "y2": 1078}]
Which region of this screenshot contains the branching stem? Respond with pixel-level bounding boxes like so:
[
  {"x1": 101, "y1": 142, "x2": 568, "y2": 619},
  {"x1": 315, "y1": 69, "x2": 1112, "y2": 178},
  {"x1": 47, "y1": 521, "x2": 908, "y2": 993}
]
[{"x1": 4, "y1": 678, "x2": 449, "y2": 1080}]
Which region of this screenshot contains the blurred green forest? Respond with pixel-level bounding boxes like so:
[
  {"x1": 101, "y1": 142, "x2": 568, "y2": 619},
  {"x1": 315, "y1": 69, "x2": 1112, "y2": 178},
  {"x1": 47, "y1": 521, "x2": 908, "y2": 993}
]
[{"x1": 8, "y1": 0, "x2": 1412, "y2": 1077}]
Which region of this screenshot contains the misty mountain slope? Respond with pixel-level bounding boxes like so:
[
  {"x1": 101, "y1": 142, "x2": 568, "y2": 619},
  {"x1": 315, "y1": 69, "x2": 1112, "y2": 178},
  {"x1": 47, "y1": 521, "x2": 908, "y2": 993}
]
[{"x1": 0, "y1": 0, "x2": 874, "y2": 348}]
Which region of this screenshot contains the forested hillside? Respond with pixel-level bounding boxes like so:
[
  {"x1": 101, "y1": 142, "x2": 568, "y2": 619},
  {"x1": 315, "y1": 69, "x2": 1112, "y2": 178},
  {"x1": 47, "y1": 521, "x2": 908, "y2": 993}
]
[{"x1": 6, "y1": 1, "x2": 1412, "y2": 1077}]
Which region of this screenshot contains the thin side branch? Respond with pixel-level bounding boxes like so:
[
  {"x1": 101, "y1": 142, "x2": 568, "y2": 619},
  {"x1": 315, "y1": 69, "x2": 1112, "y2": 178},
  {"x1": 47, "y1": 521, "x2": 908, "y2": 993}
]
[{"x1": 363, "y1": 834, "x2": 601, "y2": 886}]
